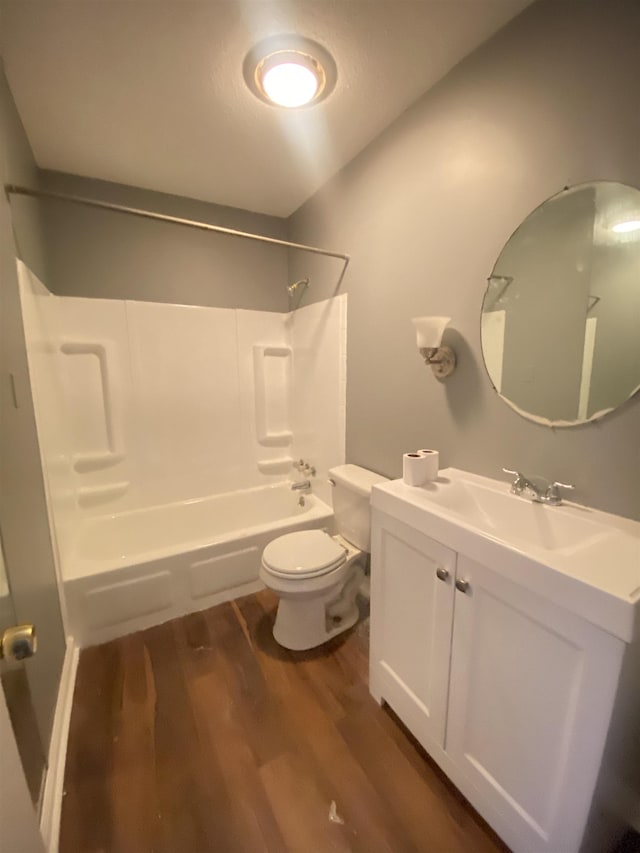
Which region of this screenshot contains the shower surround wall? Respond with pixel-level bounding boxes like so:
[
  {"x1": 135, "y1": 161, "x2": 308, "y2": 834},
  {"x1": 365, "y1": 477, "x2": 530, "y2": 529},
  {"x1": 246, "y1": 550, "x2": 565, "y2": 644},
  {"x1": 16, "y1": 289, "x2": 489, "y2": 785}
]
[{"x1": 19, "y1": 263, "x2": 346, "y2": 644}]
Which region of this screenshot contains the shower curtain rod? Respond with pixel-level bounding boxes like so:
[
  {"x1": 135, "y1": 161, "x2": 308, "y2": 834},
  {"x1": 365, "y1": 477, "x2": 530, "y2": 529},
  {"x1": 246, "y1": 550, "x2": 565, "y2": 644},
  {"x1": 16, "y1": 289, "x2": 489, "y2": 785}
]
[{"x1": 4, "y1": 183, "x2": 351, "y2": 272}]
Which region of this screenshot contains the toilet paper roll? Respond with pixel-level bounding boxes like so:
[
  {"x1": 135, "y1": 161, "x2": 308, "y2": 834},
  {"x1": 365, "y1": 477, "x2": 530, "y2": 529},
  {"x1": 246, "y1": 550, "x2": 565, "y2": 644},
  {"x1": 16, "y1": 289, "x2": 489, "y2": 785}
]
[
  {"x1": 403, "y1": 453, "x2": 429, "y2": 486},
  {"x1": 416, "y1": 449, "x2": 439, "y2": 482}
]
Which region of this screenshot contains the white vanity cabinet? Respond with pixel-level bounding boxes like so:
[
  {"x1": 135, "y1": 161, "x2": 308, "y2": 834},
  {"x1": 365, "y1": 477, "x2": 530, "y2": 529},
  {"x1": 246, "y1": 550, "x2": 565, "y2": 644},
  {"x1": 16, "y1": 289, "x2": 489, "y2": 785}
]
[
  {"x1": 369, "y1": 513, "x2": 455, "y2": 750},
  {"x1": 370, "y1": 506, "x2": 630, "y2": 853}
]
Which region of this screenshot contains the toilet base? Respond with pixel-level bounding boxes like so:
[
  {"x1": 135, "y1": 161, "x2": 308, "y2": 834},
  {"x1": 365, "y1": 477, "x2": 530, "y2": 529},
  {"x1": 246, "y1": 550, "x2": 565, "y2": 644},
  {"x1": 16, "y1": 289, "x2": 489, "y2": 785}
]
[
  {"x1": 271, "y1": 567, "x2": 363, "y2": 651},
  {"x1": 273, "y1": 597, "x2": 359, "y2": 651}
]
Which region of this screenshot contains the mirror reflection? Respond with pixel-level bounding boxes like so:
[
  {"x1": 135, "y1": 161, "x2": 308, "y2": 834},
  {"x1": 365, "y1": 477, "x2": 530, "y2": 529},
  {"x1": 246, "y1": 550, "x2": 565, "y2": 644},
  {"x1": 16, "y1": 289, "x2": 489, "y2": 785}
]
[{"x1": 481, "y1": 182, "x2": 640, "y2": 426}]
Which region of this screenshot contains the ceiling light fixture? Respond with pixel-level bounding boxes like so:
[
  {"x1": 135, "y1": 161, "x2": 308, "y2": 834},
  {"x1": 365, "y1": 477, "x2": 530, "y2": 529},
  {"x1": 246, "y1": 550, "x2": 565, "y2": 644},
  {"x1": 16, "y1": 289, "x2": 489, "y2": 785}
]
[
  {"x1": 244, "y1": 35, "x2": 336, "y2": 109},
  {"x1": 612, "y1": 219, "x2": 640, "y2": 233}
]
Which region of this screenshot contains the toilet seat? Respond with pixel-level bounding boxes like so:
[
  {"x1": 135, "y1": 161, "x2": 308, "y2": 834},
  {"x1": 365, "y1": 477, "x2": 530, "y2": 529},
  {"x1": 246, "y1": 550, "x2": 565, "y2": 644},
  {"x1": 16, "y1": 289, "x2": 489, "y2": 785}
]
[{"x1": 262, "y1": 530, "x2": 347, "y2": 579}]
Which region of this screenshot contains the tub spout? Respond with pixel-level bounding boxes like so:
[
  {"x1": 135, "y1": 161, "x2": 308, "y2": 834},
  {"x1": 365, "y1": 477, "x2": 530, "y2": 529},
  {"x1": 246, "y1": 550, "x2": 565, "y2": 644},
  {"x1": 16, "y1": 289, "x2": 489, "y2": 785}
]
[{"x1": 291, "y1": 480, "x2": 311, "y2": 492}]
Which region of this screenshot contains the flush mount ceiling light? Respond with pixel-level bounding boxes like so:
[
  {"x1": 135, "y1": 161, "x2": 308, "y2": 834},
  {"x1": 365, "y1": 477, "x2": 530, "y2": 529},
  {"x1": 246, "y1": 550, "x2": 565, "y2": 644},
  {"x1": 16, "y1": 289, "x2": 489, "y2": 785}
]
[{"x1": 244, "y1": 35, "x2": 336, "y2": 109}]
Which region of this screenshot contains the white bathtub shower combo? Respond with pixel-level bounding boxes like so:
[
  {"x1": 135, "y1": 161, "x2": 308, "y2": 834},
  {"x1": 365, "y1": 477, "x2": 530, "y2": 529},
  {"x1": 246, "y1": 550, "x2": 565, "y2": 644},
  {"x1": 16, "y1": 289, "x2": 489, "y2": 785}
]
[{"x1": 18, "y1": 261, "x2": 349, "y2": 646}]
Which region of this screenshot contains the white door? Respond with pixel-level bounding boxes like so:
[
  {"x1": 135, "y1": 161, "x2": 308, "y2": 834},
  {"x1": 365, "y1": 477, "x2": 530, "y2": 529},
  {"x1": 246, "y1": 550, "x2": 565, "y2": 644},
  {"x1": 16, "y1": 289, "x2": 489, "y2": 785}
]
[
  {"x1": 0, "y1": 150, "x2": 67, "y2": 761},
  {"x1": 0, "y1": 688, "x2": 46, "y2": 853},
  {"x1": 446, "y1": 554, "x2": 625, "y2": 853},
  {"x1": 0, "y1": 530, "x2": 45, "y2": 853},
  {"x1": 370, "y1": 510, "x2": 455, "y2": 751}
]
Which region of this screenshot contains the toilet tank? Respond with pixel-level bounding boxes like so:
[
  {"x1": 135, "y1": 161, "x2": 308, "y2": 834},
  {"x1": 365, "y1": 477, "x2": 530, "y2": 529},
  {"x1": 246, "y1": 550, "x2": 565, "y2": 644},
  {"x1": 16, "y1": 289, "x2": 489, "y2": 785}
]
[{"x1": 329, "y1": 464, "x2": 389, "y2": 551}]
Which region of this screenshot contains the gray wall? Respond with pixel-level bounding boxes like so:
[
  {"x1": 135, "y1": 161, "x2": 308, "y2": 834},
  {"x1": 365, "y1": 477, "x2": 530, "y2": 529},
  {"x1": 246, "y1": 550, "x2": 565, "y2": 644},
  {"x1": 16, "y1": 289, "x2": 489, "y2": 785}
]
[
  {"x1": 40, "y1": 171, "x2": 290, "y2": 311},
  {"x1": 0, "y1": 60, "x2": 66, "y2": 749},
  {"x1": 289, "y1": 0, "x2": 640, "y2": 520}
]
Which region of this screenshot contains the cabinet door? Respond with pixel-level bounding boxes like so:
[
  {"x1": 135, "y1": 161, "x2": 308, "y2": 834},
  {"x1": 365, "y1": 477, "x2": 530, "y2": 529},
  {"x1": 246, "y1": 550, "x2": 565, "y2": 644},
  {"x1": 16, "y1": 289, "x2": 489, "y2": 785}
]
[
  {"x1": 369, "y1": 510, "x2": 455, "y2": 751},
  {"x1": 447, "y1": 555, "x2": 624, "y2": 853}
]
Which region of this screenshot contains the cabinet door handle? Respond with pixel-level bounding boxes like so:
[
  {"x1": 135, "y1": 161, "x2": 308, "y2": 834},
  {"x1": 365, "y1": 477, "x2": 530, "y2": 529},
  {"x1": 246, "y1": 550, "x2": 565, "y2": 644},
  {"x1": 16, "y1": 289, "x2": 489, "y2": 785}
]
[
  {"x1": 455, "y1": 578, "x2": 470, "y2": 594},
  {"x1": 436, "y1": 567, "x2": 449, "y2": 582}
]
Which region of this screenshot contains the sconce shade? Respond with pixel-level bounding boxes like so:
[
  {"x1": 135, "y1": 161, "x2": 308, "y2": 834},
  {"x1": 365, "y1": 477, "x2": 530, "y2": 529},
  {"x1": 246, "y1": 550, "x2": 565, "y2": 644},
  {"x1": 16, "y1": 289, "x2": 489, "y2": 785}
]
[{"x1": 411, "y1": 316, "x2": 451, "y2": 349}]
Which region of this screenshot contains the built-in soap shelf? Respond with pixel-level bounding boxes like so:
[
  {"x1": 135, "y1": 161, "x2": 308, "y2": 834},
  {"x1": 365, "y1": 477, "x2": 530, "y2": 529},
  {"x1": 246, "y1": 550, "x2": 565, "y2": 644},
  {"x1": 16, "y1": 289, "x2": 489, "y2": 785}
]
[
  {"x1": 257, "y1": 457, "x2": 294, "y2": 474},
  {"x1": 77, "y1": 481, "x2": 130, "y2": 508},
  {"x1": 253, "y1": 344, "x2": 293, "y2": 447}
]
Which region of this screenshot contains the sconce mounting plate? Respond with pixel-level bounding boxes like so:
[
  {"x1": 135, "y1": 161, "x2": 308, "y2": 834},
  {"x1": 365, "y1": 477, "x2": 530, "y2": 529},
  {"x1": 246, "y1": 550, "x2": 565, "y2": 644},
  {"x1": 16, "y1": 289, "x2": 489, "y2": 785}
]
[{"x1": 420, "y1": 346, "x2": 457, "y2": 379}]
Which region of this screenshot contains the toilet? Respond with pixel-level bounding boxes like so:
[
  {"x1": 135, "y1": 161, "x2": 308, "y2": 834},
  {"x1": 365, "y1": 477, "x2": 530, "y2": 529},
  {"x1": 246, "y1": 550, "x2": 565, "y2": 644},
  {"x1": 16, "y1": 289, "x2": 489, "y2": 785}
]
[{"x1": 260, "y1": 464, "x2": 388, "y2": 650}]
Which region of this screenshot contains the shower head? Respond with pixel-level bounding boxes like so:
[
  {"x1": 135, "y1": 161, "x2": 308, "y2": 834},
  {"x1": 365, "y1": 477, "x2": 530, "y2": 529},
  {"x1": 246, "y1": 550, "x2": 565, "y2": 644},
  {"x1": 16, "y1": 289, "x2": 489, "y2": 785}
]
[
  {"x1": 287, "y1": 278, "x2": 309, "y2": 295},
  {"x1": 287, "y1": 277, "x2": 310, "y2": 309}
]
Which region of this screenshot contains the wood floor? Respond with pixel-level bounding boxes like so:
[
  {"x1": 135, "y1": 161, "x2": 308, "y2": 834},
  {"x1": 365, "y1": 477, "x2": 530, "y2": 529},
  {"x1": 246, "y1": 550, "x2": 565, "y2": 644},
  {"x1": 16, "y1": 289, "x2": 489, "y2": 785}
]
[{"x1": 60, "y1": 590, "x2": 509, "y2": 853}]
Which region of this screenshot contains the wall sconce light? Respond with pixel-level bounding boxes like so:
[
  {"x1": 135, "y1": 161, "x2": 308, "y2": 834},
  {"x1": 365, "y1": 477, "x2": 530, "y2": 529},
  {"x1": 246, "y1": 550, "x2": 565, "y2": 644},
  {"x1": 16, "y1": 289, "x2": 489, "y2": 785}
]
[{"x1": 411, "y1": 316, "x2": 457, "y2": 379}]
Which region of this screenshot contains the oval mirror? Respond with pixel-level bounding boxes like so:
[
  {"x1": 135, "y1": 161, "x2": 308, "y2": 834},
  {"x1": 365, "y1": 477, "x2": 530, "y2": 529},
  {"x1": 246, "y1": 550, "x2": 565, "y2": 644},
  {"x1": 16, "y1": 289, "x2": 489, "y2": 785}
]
[{"x1": 481, "y1": 181, "x2": 640, "y2": 426}]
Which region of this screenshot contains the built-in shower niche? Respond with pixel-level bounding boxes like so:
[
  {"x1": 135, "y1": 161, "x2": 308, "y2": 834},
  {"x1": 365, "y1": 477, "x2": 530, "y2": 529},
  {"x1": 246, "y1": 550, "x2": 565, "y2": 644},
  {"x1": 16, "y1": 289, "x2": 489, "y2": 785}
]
[
  {"x1": 253, "y1": 344, "x2": 294, "y2": 475},
  {"x1": 253, "y1": 345, "x2": 293, "y2": 446},
  {"x1": 59, "y1": 340, "x2": 130, "y2": 509},
  {"x1": 54, "y1": 295, "x2": 135, "y2": 512},
  {"x1": 60, "y1": 341, "x2": 125, "y2": 473}
]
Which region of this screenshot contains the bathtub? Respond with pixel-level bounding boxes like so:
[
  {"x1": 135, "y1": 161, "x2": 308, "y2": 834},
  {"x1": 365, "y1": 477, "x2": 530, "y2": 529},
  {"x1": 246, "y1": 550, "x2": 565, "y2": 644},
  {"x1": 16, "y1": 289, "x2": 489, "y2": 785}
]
[{"x1": 63, "y1": 483, "x2": 333, "y2": 647}]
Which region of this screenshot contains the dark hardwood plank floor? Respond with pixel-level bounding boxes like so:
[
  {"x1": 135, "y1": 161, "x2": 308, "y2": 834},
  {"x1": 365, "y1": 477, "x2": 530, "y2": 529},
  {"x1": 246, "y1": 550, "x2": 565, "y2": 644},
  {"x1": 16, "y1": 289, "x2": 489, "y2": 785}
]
[{"x1": 60, "y1": 590, "x2": 510, "y2": 853}]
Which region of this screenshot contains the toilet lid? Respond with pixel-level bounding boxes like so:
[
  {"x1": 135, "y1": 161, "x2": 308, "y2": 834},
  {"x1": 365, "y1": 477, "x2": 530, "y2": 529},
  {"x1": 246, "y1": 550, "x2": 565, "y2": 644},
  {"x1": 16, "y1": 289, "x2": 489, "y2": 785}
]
[{"x1": 262, "y1": 530, "x2": 347, "y2": 578}]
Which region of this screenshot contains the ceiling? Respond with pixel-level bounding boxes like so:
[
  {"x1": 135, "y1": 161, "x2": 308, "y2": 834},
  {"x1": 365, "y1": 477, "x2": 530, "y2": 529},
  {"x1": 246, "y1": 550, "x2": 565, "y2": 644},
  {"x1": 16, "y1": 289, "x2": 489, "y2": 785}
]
[{"x1": 0, "y1": 1, "x2": 531, "y2": 218}]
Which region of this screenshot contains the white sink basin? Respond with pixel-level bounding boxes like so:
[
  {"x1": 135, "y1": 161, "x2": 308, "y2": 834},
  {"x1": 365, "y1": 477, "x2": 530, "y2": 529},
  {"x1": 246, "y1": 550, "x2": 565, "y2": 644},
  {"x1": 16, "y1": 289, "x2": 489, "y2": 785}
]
[
  {"x1": 418, "y1": 474, "x2": 612, "y2": 554},
  {"x1": 371, "y1": 468, "x2": 640, "y2": 642}
]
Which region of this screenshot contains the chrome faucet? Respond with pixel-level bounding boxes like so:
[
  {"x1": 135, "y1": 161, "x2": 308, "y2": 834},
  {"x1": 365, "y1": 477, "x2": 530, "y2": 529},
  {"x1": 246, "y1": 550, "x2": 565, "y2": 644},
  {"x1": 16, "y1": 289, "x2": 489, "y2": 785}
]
[
  {"x1": 291, "y1": 480, "x2": 311, "y2": 492},
  {"x1": 502, "y1": 468, "x2": 574, "y2": 506},
  {"x1": 293, "y1": 459, "x2": 316, "y2": 476}
]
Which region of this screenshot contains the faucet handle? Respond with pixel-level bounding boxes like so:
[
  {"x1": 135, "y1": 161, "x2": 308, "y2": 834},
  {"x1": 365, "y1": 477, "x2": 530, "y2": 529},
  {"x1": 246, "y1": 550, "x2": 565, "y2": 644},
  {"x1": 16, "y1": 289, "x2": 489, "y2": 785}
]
[
  {"x1": 546, "y1": 481, "x2": 575, "y2": 501},
  {"x1": 502, "y1": 468, "x2": 528, "y2": 495}
]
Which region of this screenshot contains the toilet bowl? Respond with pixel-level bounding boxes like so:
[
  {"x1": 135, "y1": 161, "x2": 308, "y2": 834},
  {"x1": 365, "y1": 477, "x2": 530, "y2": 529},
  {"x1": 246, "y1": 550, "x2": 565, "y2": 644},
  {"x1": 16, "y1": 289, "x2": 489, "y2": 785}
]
[{"x1": 260, "y1": 464, "x2": 388, "y2": 650}]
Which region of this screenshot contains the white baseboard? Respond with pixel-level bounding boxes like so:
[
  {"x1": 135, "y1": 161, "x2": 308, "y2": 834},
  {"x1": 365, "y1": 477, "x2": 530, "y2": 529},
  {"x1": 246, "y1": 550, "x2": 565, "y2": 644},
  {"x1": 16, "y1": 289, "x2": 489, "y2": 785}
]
[{"x1": 40, "y1": 636, "x2": 79, "y2": 853}]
